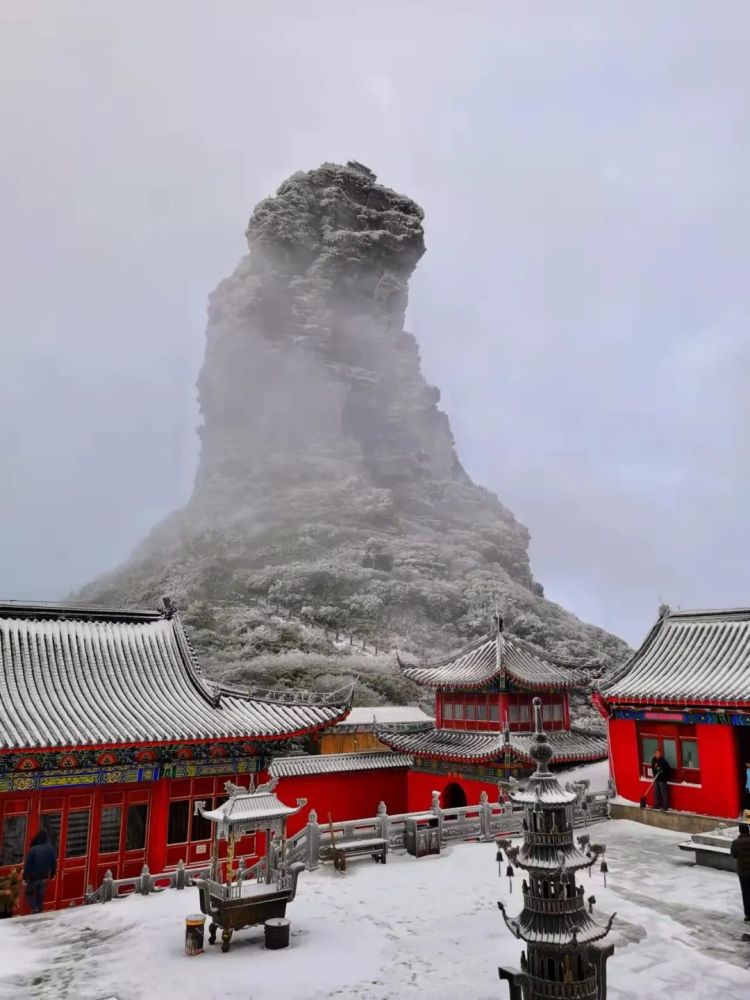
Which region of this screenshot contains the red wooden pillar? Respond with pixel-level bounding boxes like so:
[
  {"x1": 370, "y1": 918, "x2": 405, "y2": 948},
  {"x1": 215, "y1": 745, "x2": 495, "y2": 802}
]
[
  {"x1": 498, "y1": 692, "x2": 509, "y2": 727},
  {"x1": 147, "y1": 778, "x2": 170, "y2": 874},
  {"x1": 435, "y1": 691, "x2": 442, "y2": 727},
  {"x1": 562, "y1": 693, "x2": 571, "y2": 731}
]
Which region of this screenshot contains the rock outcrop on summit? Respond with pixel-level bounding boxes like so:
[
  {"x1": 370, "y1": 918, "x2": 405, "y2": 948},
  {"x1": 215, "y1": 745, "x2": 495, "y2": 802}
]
[{"x1": 82, "y1": 161, "x2": 628, "y2": 699}]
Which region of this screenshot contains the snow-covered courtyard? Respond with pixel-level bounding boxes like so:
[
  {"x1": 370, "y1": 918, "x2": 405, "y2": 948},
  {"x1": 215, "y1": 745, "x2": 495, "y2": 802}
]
[{"x1": 1, "y1": 818, "x2": 749, "y2": 1000}]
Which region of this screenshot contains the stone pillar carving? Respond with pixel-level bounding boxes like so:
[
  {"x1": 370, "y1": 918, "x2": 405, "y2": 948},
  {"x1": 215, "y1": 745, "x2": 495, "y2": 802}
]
[
  {"x1": 377, "y1": 800, "x2": 389, "y2": 843},
  {"x1": 479, "y1": 790, "x2": 493, "y2": 842},
  {"x1": 430, "y1": 790, "x2": 444, "y2": 842},
  {"x1": 305, "y1": 808, "x2": 321, "y2": 870}
]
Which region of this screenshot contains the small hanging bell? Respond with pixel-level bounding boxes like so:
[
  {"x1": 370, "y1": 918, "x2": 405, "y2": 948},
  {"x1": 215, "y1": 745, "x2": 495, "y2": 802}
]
[
  {"x1": 496, "y1": 848, "x2": 504, "y2": 863},
  {"x1": 600, "y1": 859, "x2": 608, "y2": 887},
  {"x1": 507, "y1": 864, "x2": 515, "y2": 892}
]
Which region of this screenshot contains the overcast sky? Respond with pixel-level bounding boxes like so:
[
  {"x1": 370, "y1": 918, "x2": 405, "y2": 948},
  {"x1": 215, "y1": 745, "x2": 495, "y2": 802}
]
[{"x1": 1, "y1": 1, "x2": 748, "y2": 645}]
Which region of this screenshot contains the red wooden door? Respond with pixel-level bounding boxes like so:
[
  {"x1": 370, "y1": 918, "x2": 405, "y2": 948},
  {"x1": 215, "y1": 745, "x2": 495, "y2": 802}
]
[
  {"x1": 0, "y1": 794, "x2": 32, "y2": 913},
  {"x1": 121, "y1": 789, "x2": 150, "y2": 878},
  {"x1": 38, "y1": 792, "x2": 93, "y2": 910},
  {"x1": 95, "y1": 791, "x2": 125, "y2": 886},
  {"x1": 59, "y1": 795, "x2": 93, "y2": 907}
]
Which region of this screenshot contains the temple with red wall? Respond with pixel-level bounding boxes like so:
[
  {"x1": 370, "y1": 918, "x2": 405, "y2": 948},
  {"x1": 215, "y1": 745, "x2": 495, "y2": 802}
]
[
  {"x1": 377, "y1": 615, "x2": 607, "y2": 808},
  {"x1": 0, "y1": 602, "x2": 613, "y2": 914},
  {"x1": 595, "y1": 606, "x2": 750, "y2": 819},
  {"x1": 0, "y1": 601, "x2": 355, "y2": 912}
]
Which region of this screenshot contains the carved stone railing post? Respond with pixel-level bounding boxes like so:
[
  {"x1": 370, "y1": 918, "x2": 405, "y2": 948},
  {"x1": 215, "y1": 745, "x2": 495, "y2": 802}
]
[
  {"x1": 138, "y1": 864, "x2": 151, "y2": 895},
  {"x1": 430, "y1": 790, "x2": 444, "y2": 843},
  {"x1": 175, "y1": 859, "x2": 186, "y2": 890},
  {"x1": 377, "y1": 801, "x2": 389, "y2": 843},
  {"x1": 102, "y1": 869, "x2": 114, "y2": 902},
  {"x1": 305, "y1": 808, "x2": 321, "y2": 870},
  {"x1": 479, "y1": 791, "x2": 493, "y2": 842}
]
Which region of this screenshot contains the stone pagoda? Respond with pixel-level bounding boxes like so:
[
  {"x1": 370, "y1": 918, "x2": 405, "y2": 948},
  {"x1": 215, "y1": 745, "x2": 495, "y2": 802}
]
[{"x1": 497, "y1": 697, "x2": 615, "y2": 1000}]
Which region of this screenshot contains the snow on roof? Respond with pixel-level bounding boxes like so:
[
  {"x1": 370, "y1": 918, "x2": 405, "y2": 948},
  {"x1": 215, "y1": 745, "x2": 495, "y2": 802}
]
[
  {"x1": 602, "y1": 606, "x2": 750, "y2": 705},
  {"x1": 199, "y1": 790, "x2": 305, "y2": 827},
  {"x1": 333, "y1": 706, "x2": 433, "y2": 730},
  {"x1": 397, "y1": 632, "x2": 589, "y2": 692},
  {"x1": 0, "y1": 603, "x2": 353, "y2": 749},
  {"x1": 377, "y1": 726, "x2": 607, "y2": 765},
  {"x1": 270, "y1": 751, "x2": 413, "y2": 778}
]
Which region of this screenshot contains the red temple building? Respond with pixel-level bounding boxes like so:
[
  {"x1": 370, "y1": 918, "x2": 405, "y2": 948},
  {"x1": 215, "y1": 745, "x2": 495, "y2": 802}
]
[
  {"x1": 0, "y1": 601, "x2": 354, "y2": 911},
  {"x1": 595, "y1": 605, "x2": 750, "y2": 820},
  {"x1": 378, "y1": 616, "x2": 608, "y2": 808}
]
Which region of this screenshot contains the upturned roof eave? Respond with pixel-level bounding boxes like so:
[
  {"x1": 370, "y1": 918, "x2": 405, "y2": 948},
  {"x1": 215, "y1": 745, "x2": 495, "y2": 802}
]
[{"x1": 398, "y1": 633, "x2": 592, "y2": 693}]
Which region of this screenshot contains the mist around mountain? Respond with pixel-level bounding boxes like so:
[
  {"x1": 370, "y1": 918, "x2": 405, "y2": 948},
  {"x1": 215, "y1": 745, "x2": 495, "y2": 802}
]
[{"x1": 80, "y1": 161, "x2": 629, "y2": 706}]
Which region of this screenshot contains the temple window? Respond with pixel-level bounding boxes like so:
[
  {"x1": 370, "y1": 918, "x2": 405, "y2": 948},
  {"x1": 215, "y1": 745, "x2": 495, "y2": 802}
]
[
  {"x1": 0, "y1": 813, "x2": 27, "y2": 866},
  {"x1": 544, "y1": 701, "x2": 563, "y2": 723},
  {"x1": 168, "y1": 800, "x2": 189, "y2": 844},
  {"x1": 489, "y1": 703, "x2": 500, "y2": 722},
  {"x1": 99, "y1": 806, "x2": 122, "y2": 854},
  {"x1": 442, "y1": 701, "x2": 453, "y2": 720},
  {"x1": 637, "y1": 722, "x2": 701, "y2": 783},
  {"x1": 191, "y1": 801, "x2": 213, "y2": 841},
  {"x1": 125, "y1": 803, "x2": 148, "y2": 851}
]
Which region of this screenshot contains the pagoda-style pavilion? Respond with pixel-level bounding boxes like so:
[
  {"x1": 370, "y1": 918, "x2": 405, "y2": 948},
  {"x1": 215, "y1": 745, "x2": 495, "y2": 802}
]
[
  {"x1": 0, "y1": 600, "x2": 353, "y2": 911},
  {"x1": 378, "y1": 616, "x2": 607, "y2": 806},
  {"x1": 497, "y1": 698, "x2": 615, "y2": 1000},
  {"x1": 195, "y1": 776, "x2": 306, "y2": 885},
  {"x1": 194, "y1": 778, "x2": 308, "y2": 952}
]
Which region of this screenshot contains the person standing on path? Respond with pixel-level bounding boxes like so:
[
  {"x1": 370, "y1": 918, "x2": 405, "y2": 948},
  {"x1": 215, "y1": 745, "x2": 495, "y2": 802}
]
[
  {"x1": 730, "y1": 822, "x2": 750, "y2": 922},
  {"x1": 23, "y1": 829, "x2": 57, "y2": 914},
  {"x1": 651, "y1": 748, "x2": 672, "y2": 810}
]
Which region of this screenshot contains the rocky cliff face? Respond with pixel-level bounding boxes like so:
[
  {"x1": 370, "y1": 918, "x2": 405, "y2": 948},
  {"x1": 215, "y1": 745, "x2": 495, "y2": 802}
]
[{"x1": 82, "y1": 161, "x2": 628, "y2": 696}]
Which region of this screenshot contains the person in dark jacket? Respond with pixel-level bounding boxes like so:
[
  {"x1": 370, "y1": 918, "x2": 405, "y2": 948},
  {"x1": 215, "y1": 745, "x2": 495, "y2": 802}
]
[
  {"x1": 731, "y1": 823, "x2": 750, "y2": 921},
  {"x1": 651, "y1": 749, "x2": 672, "y2": 810},
  {"x1": 23, "y1": 830, "x2": 57, "y2": 914}
]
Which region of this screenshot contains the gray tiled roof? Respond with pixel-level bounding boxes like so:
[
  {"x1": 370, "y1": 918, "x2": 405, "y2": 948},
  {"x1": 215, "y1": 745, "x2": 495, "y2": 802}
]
[
  {"x1": 0, "y1": 603, "x2": 353, "y2": 749},
  {"x1": 200, "y1": 790, "x2": 305, "y2": 826},
  {"x1": 602, "y1": 606, "x2": 750, "y2": 705},
  {"x1": 397, "y1": 633, "x2": 588, "y2": 691},
  {"x1": 331, "y1": 706, "x2": 434, "y2": 731},
  {"x1": 505, "y1": 906, "x2": 612, "y2": 946},
  {"x1": 270, "y1": 751, "x2": 413, "y2": 778},
  {"x1": 507, "y1": 729, "x2": 608, "y2": 765},
  {"x1": 377, "y1": 726, "x2": 607, "y2": 764}
]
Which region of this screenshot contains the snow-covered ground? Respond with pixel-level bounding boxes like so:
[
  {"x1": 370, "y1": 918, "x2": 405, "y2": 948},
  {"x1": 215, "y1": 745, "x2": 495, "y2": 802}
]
[
  {"x1": 553, "y1": 757, "x2": 610, "y2": 788},
  {"x1": 1, "y1": 819, "x2": 748, "y2": 1000}
]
